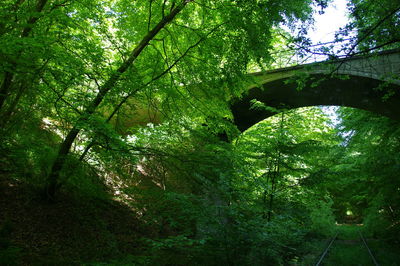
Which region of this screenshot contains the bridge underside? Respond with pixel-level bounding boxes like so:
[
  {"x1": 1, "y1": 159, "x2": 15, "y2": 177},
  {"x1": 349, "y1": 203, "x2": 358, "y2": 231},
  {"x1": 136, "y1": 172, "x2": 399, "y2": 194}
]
[{"x1": 231, "y1": 74, "x2": 400, "y2": 132}]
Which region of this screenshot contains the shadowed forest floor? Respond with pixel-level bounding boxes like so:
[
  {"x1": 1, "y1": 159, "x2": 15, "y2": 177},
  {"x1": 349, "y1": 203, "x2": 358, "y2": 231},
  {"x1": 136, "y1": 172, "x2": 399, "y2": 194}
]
[
  {"x1": 0, "y1": 177, "x2": 149, "y2": 265},
  {"x1": 2, "y1": 176, "x2": 400, "y2": 265}
]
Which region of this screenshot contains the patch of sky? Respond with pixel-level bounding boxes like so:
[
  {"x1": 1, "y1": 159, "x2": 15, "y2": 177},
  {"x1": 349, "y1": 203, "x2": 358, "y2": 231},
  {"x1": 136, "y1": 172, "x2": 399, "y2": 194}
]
[
  {"x1": 307, "y1": 0, "x2": 351, "y2": 44},
  {"x1": 281, "y1": 0, "x2": 355, "y2": 63},
  {"x1": 310, "y1": 1, "x2": 353, "y2": 133},
  {"x1": 320, "y1": 106, "x2": 341, "y2": 127},
  {"x1": 320, "y1": 105, "x2": 356, "y2": 146}
]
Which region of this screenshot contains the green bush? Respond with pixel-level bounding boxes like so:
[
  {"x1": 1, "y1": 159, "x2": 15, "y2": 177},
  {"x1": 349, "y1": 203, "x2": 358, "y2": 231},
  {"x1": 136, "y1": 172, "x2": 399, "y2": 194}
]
[{"x1": 308, "y1": 198, "x2": 336, "y2": 237}]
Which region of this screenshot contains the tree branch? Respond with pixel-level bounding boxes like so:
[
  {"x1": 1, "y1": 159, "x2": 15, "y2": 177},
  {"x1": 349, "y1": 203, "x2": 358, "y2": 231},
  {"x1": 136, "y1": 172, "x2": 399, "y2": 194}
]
[{"x1": 331, "y1": 5, "x2": 400, "y2": 74}]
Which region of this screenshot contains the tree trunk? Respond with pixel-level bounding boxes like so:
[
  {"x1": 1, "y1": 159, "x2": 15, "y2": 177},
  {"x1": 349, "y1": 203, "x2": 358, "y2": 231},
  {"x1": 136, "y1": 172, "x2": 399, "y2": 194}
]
[
  {"x1": 0, "y1": 72, "x2": 13, "y2": 111},
  {"x1": 267, "y1": 170, "x2": 276, "y2": 222},
  {"x1": 267, "y1": 112, "x2": 284, "y2": 222},
  {"x1": 0, "y1": 78, "x2": 30, "y2": 127},
  {"x1": 0, "y1": 0, "x2": 49, "y2": 114},
  {"x1": 45, "y1": 127, "x2": 80, "y2": 199},
  {"x1": 45, "y1": 1, "x2": 190, "y2": 199},
  {"x1": 21, "y1": 0, "x2": 49, "y2": 37}
]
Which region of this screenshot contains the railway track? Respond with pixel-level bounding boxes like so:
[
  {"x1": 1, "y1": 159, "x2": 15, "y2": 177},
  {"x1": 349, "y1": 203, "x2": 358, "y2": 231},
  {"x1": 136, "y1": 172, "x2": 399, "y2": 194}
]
[{"x1": 315, "y1": 230, "x2": 379, "y2": 266}]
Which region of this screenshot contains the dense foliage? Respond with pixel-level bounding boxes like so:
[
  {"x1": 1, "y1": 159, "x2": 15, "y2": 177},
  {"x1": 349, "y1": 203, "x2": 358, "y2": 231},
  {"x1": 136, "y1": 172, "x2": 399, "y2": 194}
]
[
  {"x1": 0, "y1": 0, "x2": 399, "y2": 265},
  {"x1": 334, "y1": 108, "x2": 400, "y2": 240}
]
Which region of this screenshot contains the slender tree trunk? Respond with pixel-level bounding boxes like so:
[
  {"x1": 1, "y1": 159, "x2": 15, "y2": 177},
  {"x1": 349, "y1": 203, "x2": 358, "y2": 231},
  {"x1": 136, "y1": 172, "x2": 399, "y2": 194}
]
[
  {"x1": 0, "y1": 72, "x2": 13, "y2": 110},
  {"x1": 262, "y1": 160, "x2": 272, "y2": 219},
  {"x1": 21, "y1": 0, "x2": 49, "y2": 37},
  {"x1": 267, "y1": 112, "x2": 284, "y2": 222},
  {"x1": 45, "y1": 1, "x2": 190, "y2": 199},
  {"x1": 267, "y1": 170, "x2": 276, "y2": 222},
  {"x1": 79, "y1": 16, "x2": 213, "y2": 161},
  {"x1": 0, "y1": 81, "x2": 26, "y2": 127},
  {"x1": 45, "y1": 127, "x2": 80, "y2": 198},
  {"x1": 0, "y1": 0, "x2": 49, "y2": 113}
]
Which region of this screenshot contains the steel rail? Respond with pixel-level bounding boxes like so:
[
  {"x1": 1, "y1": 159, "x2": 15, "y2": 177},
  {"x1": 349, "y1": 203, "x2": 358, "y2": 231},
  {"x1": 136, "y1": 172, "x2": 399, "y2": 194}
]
[
  {"x1": 315, "y1": 232, "x2": 339, "y2": 266},
  {"x1": 359, "y1": 231, "x2": 380, "y2": 266}
]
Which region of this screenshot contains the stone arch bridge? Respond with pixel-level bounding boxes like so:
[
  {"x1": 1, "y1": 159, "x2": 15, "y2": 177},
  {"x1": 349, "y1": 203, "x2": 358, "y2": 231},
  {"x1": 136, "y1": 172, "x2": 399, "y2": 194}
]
[{"x1": 231, "y1": 48, "x2": 400, "y2": 132}]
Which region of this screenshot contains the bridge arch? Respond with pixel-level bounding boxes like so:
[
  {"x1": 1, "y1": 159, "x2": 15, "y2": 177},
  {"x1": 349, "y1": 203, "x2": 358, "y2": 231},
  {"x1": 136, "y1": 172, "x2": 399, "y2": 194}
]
[{"x1": 231, "y1": 49, "x2": 400, "y2": 132}]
